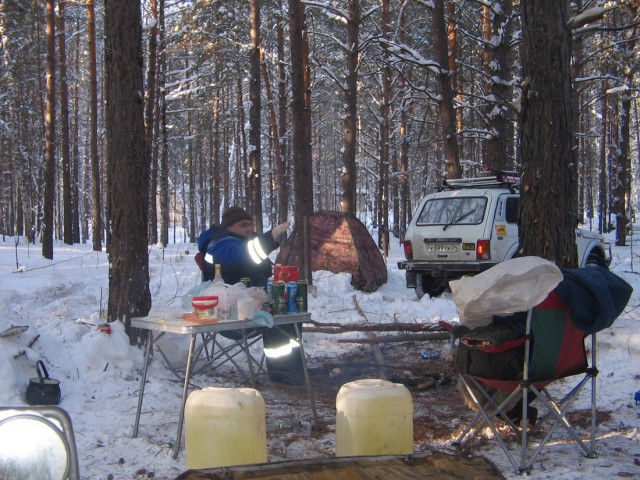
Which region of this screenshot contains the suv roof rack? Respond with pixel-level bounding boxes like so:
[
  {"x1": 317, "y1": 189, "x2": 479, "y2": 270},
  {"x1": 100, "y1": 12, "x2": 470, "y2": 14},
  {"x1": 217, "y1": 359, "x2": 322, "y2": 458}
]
[{"x1": 441, "y1": 169, "x2": 521, "y2": 190}]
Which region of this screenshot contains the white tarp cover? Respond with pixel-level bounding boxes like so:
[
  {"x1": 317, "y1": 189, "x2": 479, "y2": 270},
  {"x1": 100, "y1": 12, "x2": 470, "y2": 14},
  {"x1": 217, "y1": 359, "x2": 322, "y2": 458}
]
[{"x1": 450, "y1": 256, "x2": 563, "y2": 328}]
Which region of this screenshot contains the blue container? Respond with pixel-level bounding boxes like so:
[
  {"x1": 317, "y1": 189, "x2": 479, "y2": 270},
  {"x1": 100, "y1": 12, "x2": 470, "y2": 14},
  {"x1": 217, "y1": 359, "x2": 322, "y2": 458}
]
[{"x1": 286, "y1": 282, "x2": 299, "y2": 313}]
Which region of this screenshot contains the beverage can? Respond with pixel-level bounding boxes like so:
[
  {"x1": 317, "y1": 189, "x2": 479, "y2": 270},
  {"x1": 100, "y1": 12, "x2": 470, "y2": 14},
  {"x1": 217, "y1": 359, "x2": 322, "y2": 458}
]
[
  {"x1": 240, "y1": 277, "x2": 252, "y2": 287},
  {"x1": 286, "y1": 282, "x2": 299, "y2": 313},
  {"x1": 421, "y1": 351, "x2": 441, "y2": 359},
  {"x1": 263, "y1": 278, "x2": 274, "y2": 314},
  {"x1": 296, "y1": 281, "x2": 308, "y2": 312},
  {"x1": 273, "y1": 281, "x2": 286, "y2": 314}
]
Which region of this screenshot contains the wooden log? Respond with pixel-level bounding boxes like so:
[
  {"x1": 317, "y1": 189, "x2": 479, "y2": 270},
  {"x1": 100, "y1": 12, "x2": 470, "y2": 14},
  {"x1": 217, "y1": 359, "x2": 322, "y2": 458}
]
[
  {"x1": 337, "y1": 332, "x2": 451, "y2": 344},
  {"x1": 302, "y1": 322, "x2": 447, "y2": 334}
]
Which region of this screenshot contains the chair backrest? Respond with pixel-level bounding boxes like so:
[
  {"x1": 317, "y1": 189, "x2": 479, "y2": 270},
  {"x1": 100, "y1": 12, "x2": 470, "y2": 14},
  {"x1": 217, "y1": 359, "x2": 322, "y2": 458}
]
[
  {"x1": 528, "y1": 290, "x2": 588, "y2": 382},
  {"x1": 0, "y1": 406, "x2": 79, "y2": 480},
  {"x1": 469, "y1": 289, "x2": 589, "y2": 391},
  {"x1": 194, "y1": 251, "x2": 205, "y2": 273}
]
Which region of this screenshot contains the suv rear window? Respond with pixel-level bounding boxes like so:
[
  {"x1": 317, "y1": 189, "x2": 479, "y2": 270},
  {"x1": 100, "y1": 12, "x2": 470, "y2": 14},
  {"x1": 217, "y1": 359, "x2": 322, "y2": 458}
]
[{"x1": 416, "y1": 196, "x2": 487, "y2": 226}]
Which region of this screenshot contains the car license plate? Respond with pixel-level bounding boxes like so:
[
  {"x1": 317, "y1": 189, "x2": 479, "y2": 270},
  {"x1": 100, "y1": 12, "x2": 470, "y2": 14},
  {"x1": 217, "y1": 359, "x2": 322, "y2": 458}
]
[{"x1": 427, "y1": 243, "x2": 459, "y2": 253}]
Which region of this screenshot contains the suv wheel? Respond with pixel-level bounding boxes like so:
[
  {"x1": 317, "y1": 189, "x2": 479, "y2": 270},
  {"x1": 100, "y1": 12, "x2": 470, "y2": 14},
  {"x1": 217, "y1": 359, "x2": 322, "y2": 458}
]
[
  {"x1": 586, "y1": 252, "x2": 608, "y2": 269},
  {"x1": 415, "y1": 274, "x2": 447, "y2": 299}
]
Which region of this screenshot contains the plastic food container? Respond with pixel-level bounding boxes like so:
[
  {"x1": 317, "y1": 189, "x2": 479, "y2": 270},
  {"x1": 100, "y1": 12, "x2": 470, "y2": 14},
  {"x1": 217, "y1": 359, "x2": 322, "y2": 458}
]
[{"x1": 191, "y1": 296, "x2": 219, "y2": 319}]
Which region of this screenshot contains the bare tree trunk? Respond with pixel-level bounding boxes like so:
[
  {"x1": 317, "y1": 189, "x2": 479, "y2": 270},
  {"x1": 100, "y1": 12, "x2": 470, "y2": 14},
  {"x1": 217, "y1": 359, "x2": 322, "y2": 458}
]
[
  {"x1": 87, "y1": 0, "x2": 102, "y2": 251},
  {"x1": 277, "y1": 11, "x2": 288, "y2": 223},
  {"x1": 447, "y1": 1, "x2": 463, "y2": 161},
  {"x1": 481, "y1": 0, "x2": 512, "y2": 171},
  {"x1": 340, "y1": 0, "x2": 360, "y2": 215},
  {"x1": 104, "y1": 0, "x2": 151, "y2": 343},
  {"x1": 377, "y1": 0, "x2": 390, "y2": 255},
  {"x1": 612, "y1": 7, "x2": 637, "y2": 246},
  {"x1": 71, "y1": 17, "x2": 81, "y2": 244},
  {"x1": 57, "y1": 0, "x2": 73, "y2": 245},
  {"x1": 158, "y1": 0, "x2": 169, "y2": 247},
  {"x1": 432, "y1": 0, "x2": 461, "y2": 179},
  {"x1": 211, "y1": 87, "x2": 222, "y2": 224},
  {"x1": 519, "y1": 0, "x2": 578, "y2": 267},
  {"x1": 613, "y1": 95, "x2": 631, "y2": 246},
  {"x1": 571, "y1": 0, "x2": 586, "y2": 224},
  {"x1": 237, "y1": 77, "x2": 249, "y2": 205},
  {"x1": 398, "y1": 0, "x2": 410, "y2": 239},
  {"x1": 145, "y1": 0, "x2": 158, "y2": 244},
  {"x1": 42, "y1": 0, "x2": 56, "y2": 260},
  {"x1": 249, "y1": 0, "x2": 263, "y2": 230},
  {"x1": 289, "y1": 0, "x2": 314, "y2": 282},
  {"x1": 598, "y1": 83, "x2": 608, "y2": 234},
  {"x1": 261, "y1": 47, "x2": 283, "y2": 222}
]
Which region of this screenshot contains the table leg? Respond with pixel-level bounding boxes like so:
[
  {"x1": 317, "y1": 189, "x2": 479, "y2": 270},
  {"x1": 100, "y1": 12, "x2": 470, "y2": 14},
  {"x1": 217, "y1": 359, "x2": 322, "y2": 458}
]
[
  {"x1": 293, "y1": 323, "x2": 319, "y2": 429},
  {"x1": 242, "y1": 329, "x2": 257, "y2": 387},
  {"x1": 133, "y1": 330, "x2": 153, "y2": 438},
  {"x1": 173, "y1": 333, "x2": 197, "y2": 459}
]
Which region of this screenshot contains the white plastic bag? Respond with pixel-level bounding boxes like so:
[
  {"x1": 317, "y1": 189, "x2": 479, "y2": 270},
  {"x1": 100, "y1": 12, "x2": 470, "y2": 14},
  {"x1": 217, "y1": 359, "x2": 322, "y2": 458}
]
[
  {"x1": 449, "y1": 256, "x2": 563, "y2": 328},
  {"x1": 199, "y1": 283, "x2": 267, "y2": 320}
]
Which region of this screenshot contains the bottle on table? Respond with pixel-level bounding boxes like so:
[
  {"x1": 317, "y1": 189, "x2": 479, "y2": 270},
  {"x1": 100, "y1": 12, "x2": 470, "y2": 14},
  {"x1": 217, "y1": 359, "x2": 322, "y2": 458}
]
[{"x1": 213, "y1": 264, "x2": 223, "y2": 284}]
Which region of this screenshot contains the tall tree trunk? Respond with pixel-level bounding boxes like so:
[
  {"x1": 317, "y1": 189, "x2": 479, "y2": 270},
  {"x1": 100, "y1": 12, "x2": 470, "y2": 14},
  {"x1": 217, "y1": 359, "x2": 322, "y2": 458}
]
[
  {"x1": 398, "y1": 0, "x2": 410, "y2": 239},
  {"x1": 289, "y1": 0, "x2": 314, "y2": 282},
  {"x1": 237, "y1": 77, "x2": 249, "y2": 205},
  {"x1": 447, "y1": 1, "x2": 463, "y2": 161},
  {"x1": 432, "y1": 0, "x2": 461, "y2": 179},
  {"x1": 57, "y1": 0, "x2": 73, "y2": 245},
  {"x1": 519, "y1": 0, "x2": 578, "y2": 267},
  {"x1": 481, "y1": 0, "x2": 512, "y2": 171},
  {"x1": 249, "y1": 0, "x2": 263, "y2": 231},
  {"x1": 146, "y1": 0, "x2": 159, "y2": 244},
  {"x1": 613, "y1": 94, "x2": 631, "y2": 246},
  {"x1": 158, "y1": 0, "x2": 170, "y2": 247},
  {"x1": 211, "y1": 86, "x2": 222, "y2": 224},
  {"x1": 42, "y1": 0, "x2": 56, "y2": 260},
  {"x1": 571, "y1": 0, "x2": 586, "y2": 223},
  {"x1": 598, "y1": 83, "x2": 608, "y2": 234},
  {"x1": 87, "y1": 0, "x2": 102, "y2": 251},
  {"x1": 612, "y1": 8, "x2": 637, "y2": 246},
  {"x1": 277, "y1": 11, "x2": 288, "y2": 224},
  {"x1": 104, "y1": 0, "x2": 151, "y2": 343},
  {"x1": 377, "y1": 0, "x2": 390, "y2": 255},
  {"x1": 340, "y1": 0, "x2": 360, "y2": 215},
  {"x1": 261, "y1": 47, "x2": 283, "y2": 223},
  {"x1": 71, "y1": 17, "x2": 81, "y2": 244}
]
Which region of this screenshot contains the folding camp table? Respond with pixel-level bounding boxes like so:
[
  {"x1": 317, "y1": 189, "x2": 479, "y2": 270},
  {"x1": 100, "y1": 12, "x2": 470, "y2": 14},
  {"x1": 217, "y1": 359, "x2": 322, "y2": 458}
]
[{"x1": 130, "y1": 311, "x2": 316, "y2": 459}]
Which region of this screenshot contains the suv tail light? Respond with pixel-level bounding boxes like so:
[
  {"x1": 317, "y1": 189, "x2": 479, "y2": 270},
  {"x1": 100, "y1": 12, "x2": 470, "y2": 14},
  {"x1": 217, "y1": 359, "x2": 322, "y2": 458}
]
[
  {"x1": 403, "y1": 240, "x2": 413, "y2": 260},
  {"x1": 476, "y1": 240, "x2": 490, "y2": 260}
]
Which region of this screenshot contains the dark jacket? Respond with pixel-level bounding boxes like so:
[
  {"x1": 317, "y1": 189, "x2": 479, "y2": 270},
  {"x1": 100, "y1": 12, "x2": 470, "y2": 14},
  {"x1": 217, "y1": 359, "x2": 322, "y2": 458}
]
[
  {"x1": 198, "y1": 225, "x2": 279, "y2": 287},
  {"x1": 554, "y1": 265, "x2": 632, "y2": 334},
  {"x1": 493, "y1": 265, "x2": 632, "y2": 335}
]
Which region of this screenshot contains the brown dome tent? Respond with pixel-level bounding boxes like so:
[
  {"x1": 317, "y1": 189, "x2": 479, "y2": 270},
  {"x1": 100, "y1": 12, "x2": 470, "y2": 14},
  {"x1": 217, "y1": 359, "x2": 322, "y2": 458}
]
[{"x1": 275, "y1": 211, "x2": 387, "y2": 292}]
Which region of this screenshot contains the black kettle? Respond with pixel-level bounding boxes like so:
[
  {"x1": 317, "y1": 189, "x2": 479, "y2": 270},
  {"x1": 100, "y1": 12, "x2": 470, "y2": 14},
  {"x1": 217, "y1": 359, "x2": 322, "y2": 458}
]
[{"x1": 26, "y1": 360, "x2": 61, "y2": 406}]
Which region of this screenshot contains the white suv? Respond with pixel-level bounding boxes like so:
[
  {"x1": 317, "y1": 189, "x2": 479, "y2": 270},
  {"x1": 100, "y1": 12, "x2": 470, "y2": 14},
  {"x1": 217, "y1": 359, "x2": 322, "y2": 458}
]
[{"x1": 398, "y1": 173, "x2": 611, "y2": 298}]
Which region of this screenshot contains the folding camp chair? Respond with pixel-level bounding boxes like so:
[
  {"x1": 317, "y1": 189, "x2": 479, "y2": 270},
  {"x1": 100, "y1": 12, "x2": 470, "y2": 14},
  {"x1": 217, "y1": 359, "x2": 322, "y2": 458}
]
[
  {"x1": 453, "y1": 290, "x2": 598, "y2": 474},
  {"x1": 0, "y1": 406, "x2": 79, "y2": 480}
]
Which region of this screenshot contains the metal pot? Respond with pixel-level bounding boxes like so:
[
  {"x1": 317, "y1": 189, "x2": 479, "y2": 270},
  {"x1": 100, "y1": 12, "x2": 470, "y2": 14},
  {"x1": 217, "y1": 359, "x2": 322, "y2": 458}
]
[{"x1": 26, "y1": 361, "x2": 61, "y2": 406}]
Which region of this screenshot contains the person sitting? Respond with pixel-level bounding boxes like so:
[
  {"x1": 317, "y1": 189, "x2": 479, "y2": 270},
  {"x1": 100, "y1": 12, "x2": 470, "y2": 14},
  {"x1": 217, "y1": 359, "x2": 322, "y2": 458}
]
[
  {"x1": 198, "y1": 206, "x2": 289, "y2": 286},
  {"x1": 198, "y1": 206, "x2": 305, "y2": 385}
]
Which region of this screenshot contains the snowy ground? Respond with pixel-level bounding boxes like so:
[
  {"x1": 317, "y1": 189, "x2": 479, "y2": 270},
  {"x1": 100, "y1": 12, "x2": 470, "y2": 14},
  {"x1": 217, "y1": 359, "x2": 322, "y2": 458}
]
[{"x1": 0, "y1": 232, "x2": 639, "y2": 479}]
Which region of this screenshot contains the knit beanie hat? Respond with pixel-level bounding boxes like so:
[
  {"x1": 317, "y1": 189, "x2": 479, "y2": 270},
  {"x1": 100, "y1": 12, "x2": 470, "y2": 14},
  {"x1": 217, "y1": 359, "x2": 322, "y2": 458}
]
[{"x1": 221, "y1": 206, "x2": 252, "y2": 228}]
